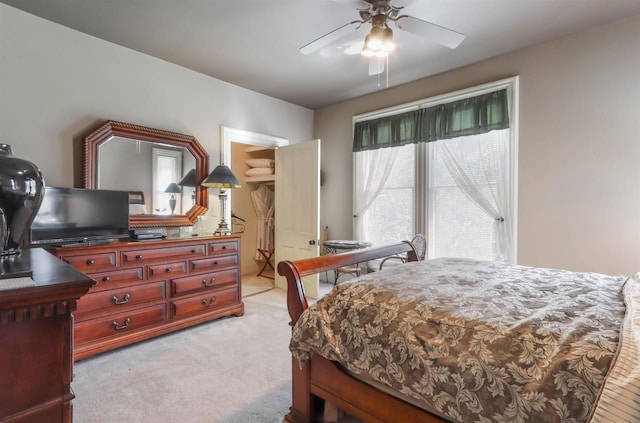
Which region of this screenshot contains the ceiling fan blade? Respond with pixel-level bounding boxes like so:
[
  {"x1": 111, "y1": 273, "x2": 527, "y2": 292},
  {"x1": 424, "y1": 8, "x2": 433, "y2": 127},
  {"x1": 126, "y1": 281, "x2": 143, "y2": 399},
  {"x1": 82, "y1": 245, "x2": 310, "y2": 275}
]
[
  {"x1": 389, "y1": 0, "x2": 418, "y2": 9},
  {"x1": 395, "y1": 16, "x2": 465, "y2": 49},
  {"x1": 369, "y1": 57, "x2": 384, "y2": 75},
  {"x1": 330, "y1": 0, "x2": 371, "y2": 9},
  {"x1": 300, "y1": 21, "x2": 361, "y2": 55}
]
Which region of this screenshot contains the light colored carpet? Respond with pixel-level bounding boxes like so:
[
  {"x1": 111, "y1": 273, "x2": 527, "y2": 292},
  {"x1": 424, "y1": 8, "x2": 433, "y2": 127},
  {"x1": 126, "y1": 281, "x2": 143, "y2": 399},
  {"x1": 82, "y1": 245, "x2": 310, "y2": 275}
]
[
  {"x1": 72, "y1": 289, "x2": 292, "y2": 423},
  {"x1": 242, "y1": 273, "x2": 275, "y2": 297}
]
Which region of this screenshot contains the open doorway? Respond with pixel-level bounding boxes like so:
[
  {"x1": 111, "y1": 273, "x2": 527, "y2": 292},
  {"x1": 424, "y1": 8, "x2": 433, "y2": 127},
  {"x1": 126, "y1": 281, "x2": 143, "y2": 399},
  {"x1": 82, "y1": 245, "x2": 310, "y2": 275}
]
[{"x1": 221, "y1": 126, "x2": 288, "y2": 297}]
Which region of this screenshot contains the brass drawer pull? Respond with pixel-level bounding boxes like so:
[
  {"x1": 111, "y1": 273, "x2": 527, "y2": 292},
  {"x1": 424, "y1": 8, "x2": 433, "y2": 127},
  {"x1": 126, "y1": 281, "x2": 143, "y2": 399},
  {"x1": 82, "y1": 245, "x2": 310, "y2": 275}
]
[
  {"x1": 112, "y1": 317, "x2": 131, "y2": 330},
  {"x1": 135, "y1": 254, "x2": 143, "y2": 260},
  {"x1": 102, "y1": 276, "x2": 111, "y2": 282},
  {"x1": 202, "y1": 277, "x2": 216, "y2": 287},
  {"x1": 166, "y1": 267, "x2": 173, "y2": 273},
  {"x1": 87, "y1": 259, "x2": 96, "y2": 265},
  {"x1": 112, "y1": 293, "x2": 131, "y2": 305},
  {"x1": 213, "y1": 261, "x2": 219, "y2": 266},
  {"x1": 191, "y1": 249, "x2": 196, "y2": 253},
  {"x1": 222, "y1": 246, "x2": 227, "y2": 250},
  {"x1": 202, "y1": 297, "x2": 216, "y2": 307}
]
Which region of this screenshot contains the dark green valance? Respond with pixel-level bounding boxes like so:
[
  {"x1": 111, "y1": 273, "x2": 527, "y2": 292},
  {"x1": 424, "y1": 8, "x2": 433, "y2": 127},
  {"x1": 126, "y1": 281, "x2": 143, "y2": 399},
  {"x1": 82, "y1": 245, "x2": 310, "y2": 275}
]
[{"x1": 353, "y1": 89, "x2": 509, "y2": 152}]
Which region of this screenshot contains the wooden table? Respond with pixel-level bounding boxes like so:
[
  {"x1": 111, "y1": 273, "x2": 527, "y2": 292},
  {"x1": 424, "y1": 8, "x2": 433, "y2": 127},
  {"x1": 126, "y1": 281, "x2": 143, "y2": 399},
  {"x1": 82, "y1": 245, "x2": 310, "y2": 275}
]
[{"x1": 322, "y1": 240, "x2": 372, "y2": 284}]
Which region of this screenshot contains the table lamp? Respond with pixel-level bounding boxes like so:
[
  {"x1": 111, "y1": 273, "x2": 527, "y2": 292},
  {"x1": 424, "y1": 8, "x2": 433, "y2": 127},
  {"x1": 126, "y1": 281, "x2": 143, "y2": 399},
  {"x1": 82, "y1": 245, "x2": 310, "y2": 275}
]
[
  {"x1": 201, "y1": 164, "x2": 241, "y2": 236},
  {"x1": 178, "y1": 168, "x2": 197, "y2": 205},
  {"x1": 164, "y1": 182, "x2": 182, "y2": 214}
]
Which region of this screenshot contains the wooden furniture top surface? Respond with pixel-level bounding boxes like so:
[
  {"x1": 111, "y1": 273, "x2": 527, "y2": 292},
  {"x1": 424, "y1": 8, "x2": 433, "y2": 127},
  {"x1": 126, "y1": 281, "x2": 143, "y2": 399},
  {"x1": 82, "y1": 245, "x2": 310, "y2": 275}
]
[
  {"x1": 51, "y1": 234, "x2": 241, "y2": 253},
  {"x1": 322, "y1": 240, "x2": 372, "y2": 250},
  {"x1": 0, "y1": 248, "x2": 95, "y2": 310}
]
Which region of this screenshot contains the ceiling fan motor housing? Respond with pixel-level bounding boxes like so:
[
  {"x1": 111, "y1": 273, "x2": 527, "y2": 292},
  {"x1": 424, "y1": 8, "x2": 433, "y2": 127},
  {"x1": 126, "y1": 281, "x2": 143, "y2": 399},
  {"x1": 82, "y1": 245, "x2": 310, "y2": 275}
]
[{"x1": 361, "y1": 0, "x2": 401, "y2": 23}]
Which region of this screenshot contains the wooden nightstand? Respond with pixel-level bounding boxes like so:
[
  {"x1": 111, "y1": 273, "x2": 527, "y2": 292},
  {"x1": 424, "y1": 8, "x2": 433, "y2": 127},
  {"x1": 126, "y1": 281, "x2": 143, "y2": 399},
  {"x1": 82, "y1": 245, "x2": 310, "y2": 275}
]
[{"x1": 0, "y1": 248, "x2": 94, "y2": 423}]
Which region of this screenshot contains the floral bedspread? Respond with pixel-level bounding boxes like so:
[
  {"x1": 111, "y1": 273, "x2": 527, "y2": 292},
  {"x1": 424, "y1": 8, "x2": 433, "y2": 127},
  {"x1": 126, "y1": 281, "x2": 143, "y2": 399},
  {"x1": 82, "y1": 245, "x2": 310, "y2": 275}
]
[{"x1": 290, "y1": 258, "x2": 629, "y2": 423}]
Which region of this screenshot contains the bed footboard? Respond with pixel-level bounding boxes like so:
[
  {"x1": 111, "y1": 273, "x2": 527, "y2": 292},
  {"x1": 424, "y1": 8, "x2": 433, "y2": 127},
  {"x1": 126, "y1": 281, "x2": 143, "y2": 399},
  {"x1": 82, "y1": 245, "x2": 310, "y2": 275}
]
[
  {"x1": 277, "y1": 241, "x2": 418, "y2": 324},
  {"x1": 278, "y1": 241, "x2": 446, "y2": 423}
]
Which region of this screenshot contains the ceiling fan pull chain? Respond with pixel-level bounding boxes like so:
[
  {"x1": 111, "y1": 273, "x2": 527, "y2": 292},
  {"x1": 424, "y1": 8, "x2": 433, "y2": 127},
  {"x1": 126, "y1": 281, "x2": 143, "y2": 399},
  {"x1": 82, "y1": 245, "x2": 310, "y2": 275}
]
[{"x1": 386, "y1": 54, "x2": 389, "y2": 88}]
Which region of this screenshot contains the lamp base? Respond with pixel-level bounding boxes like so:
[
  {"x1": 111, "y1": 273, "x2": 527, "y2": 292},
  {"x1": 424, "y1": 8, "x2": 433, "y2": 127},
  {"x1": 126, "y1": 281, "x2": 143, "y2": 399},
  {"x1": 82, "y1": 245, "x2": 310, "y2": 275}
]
[
  {"x1": 215, "y1": 189, "x2": 232, "y2": 236},
  {"x1": 214, "y1": 220, "x2": 231, "y2": 236}
]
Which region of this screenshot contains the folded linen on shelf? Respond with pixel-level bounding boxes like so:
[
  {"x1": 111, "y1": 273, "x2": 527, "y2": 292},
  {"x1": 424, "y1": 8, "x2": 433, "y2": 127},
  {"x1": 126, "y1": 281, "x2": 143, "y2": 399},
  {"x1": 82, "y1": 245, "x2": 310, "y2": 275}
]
[
  {"x1": 245, "y1": 167, "x2": 274, "y2": 176},
  {"x1": 245, "y1": 158, "x2": 274, "y2": 168}
]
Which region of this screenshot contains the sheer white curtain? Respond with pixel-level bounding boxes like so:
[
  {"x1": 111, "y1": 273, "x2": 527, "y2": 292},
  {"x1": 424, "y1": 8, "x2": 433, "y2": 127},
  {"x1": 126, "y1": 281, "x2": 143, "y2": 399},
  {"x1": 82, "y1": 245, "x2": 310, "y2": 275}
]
[
  {"x1": 353, "y1": 148, "x2": 399, "y2": 241},
  {"x1": 250, "y1": 184, "x2": 274, "y2": 260},
  {"x1": 434, "y1": 129, "x2": 513, "y2": 262}
]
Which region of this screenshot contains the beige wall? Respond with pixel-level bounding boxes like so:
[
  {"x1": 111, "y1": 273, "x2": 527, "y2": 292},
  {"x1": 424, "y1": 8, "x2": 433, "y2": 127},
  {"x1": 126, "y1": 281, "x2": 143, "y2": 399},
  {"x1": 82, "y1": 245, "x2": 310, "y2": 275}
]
[
  {"x1": 0, "y1": 4, "x2": 313, "y2": 231},
  {"x1": 315, "y1": 15, "x2": 640, "y2": 276}
]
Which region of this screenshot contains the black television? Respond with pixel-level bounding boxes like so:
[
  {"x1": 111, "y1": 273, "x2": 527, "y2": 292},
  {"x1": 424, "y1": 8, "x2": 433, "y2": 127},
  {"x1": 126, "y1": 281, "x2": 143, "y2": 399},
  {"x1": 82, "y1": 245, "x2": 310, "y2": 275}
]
[{"x1": 30, "y1": 187, "x2": 130, "y2": 247}]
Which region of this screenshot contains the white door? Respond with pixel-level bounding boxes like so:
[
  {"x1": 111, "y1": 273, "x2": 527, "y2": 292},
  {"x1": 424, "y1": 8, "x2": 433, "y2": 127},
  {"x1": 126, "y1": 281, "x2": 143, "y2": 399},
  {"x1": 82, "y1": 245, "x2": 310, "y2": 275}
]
[{"x1": 275, "y1": 139, "x2": 321, "y2": 298}]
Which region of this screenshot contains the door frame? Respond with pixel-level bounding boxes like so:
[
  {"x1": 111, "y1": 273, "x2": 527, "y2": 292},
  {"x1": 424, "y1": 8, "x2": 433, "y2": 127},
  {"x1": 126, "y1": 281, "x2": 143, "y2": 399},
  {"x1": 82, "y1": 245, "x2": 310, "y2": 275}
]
[{"x1": 220, "y1": 125, "x2": 289, "y2": 226}]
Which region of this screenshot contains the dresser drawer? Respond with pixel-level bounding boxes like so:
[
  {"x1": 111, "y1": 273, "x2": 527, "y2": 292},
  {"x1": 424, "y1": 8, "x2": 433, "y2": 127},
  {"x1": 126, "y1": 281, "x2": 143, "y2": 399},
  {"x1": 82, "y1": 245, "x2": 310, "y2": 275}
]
[
  {"x1": 75, "y1": 304, "x2": 167, "y2": 344},
  {"x1": 86, "y1": 267, "x2": 144, "y2": 290},
  {"x1": 171, "y1": 286, "x2": 239, "y2": 319},
  {"x1": 148, "y1": 261, "x2": 187, "y2": 278},
  {"x1": 59, "y1": 252, "x2": 117, "y2": 271},
  {"x1": 76, "y1": 281, "x2": 166, "y2": 318},
  {"x1": 190, "y1": 255, "x2": 238, "y2": 272},
  {"x1": 208, "y1": 240, "x2": 239, "y2": 256},
  {"x1": 171, "y1": 268, "x2": 239, "y2": 297},
  {"x1": 121, "y1": 244, "x2": 205, "y2": 265}
]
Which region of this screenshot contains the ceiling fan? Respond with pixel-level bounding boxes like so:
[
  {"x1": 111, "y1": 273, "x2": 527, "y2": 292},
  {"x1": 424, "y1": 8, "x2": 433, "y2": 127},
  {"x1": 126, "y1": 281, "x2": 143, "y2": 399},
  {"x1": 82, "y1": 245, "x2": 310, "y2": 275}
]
[{"x1": 300, "y1": 0, "x2": 465, "y2": 76}]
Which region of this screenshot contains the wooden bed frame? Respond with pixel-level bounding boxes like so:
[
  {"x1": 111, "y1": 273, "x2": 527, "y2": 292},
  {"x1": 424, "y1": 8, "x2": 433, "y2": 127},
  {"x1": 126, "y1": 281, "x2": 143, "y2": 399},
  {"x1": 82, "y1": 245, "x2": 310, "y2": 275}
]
[{"x1": 277, "y1": 242, "x2": 450, "y2": 423}]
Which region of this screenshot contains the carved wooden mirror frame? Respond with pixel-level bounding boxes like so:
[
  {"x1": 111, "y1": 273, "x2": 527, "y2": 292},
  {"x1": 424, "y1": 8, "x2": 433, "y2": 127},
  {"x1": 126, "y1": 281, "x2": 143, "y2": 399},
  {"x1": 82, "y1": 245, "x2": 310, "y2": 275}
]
[{"x1": 83, "y1": 120, "x2": 209, "y2": 228}]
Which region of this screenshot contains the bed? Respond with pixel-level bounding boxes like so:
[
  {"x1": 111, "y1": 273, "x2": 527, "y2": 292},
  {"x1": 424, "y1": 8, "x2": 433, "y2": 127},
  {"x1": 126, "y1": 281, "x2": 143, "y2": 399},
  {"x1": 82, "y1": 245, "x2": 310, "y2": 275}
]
[{"x1": 277, "y1": 241, "x2": 640, "y2": 423}]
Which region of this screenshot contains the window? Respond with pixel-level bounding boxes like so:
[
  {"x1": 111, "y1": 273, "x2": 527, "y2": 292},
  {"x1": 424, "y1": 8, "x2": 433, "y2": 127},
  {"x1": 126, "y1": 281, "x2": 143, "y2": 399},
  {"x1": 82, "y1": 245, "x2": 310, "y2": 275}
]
[
  {"x1": 353, "y1": 79, "x2": 517, "y2": 262},
  {"x1": 428, "y1": 130, "x2": 509, "y2": 260},
  {"x1": 152, "y1": 148, "x2": 183, "y2": 215},
  {"x1": 360, "y1": 143, "x2": 415, "y2": 246}
]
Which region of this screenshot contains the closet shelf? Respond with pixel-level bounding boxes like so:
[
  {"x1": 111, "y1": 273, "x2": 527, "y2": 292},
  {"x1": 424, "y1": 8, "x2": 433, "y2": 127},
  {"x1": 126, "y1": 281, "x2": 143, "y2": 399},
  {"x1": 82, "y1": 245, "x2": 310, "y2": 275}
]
[
  {"x1": 245, "y1": 145, "x2": 275, "y2": 153},
  {"x1": 245, "y1": 174, "x2": 275, "y2": 183}
]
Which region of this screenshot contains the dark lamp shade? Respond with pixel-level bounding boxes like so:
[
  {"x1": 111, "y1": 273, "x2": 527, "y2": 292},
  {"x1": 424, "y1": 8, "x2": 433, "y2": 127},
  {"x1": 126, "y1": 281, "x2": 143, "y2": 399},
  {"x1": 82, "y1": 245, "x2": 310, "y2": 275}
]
[
  {"x1": 178, "y1": 169, "x2": 197, "y2": 187},
  {"x1": 165, "y1": 182, "x2": 182, "y2": 193},
  {"x1": 201, "y1": 165, "x2": 241, "y2": 189}
]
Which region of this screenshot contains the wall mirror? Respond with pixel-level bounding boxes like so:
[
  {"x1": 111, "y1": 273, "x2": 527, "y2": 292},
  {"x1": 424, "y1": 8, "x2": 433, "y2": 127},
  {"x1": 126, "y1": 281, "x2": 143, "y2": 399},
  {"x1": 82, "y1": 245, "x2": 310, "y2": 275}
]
[{"x1": 83, "y1": 120, "x2": 209, "y2": 228}]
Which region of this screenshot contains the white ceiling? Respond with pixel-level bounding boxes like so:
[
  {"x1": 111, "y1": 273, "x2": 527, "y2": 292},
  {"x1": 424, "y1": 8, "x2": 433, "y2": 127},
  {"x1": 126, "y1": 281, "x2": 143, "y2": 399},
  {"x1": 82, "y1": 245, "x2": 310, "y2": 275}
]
[{"x1": 3, "y1": 0, "x2": 639, "y2": 109}]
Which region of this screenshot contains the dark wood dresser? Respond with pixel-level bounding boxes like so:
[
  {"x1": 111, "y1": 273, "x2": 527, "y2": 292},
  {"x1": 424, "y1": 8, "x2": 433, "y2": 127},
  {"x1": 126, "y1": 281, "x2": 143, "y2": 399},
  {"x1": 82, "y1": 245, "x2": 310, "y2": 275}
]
[
  {"x1": 0, "y1": 248, "x2": 94, "y2": 423},
  {"x1": 50, "y1": 235, "x2": 244, "y2": 361}
]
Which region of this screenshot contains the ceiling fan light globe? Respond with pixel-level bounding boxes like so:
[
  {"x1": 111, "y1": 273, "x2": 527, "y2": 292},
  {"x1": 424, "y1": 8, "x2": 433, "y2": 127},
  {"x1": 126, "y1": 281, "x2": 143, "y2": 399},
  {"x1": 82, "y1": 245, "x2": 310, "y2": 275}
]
[
  {"x1": 368, "y1": 24, "x2": 385, "y2": 49},
  {"x1": 370, "y1": 24, "x2": 384, "y2": 36},
  {"x1": 368, "y1": 38, "x2": 383, "y2": 50},
  {"x1": 363, "y1": 33, "x2": 374, "y2": 49},
  {"x1": 381, "y1": 27, "x2": 394, "y2": 47},
  {"x1": 375, "y1": 50, "x2": 388, "y2": 58}
]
